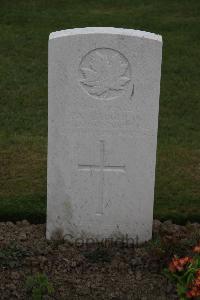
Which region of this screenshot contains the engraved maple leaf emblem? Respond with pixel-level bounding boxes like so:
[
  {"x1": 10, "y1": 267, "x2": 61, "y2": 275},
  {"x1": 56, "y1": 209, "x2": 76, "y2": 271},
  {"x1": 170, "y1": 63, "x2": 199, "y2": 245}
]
[{"x1": 80, "y1": 49, "x2": 131, "y2": 99}]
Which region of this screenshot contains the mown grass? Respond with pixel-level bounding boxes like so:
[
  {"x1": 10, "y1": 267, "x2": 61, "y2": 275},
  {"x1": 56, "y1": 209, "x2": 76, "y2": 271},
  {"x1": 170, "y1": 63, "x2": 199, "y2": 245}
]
[{"x1": 0, "y1": 0, "x2": 199, "y2": 223}]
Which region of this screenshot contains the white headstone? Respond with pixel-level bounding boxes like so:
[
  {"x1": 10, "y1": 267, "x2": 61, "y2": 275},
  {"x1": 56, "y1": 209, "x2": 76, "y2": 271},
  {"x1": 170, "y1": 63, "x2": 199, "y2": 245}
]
[{"x1": 47, "y1": 27, "x2": 162, "y2": 244}]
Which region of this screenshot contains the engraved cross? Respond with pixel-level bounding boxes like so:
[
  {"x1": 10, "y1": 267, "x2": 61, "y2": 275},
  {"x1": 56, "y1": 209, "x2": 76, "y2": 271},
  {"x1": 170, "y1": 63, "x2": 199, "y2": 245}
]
[{"x1": 78, "y1": 140, "x2": 126, "y2": 215}]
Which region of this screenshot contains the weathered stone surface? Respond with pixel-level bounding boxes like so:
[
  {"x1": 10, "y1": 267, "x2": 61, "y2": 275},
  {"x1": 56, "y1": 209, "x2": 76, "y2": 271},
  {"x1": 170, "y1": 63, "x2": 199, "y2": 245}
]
[{"x1": 47, "y1": 27, "x2": 162, "y2": 243}]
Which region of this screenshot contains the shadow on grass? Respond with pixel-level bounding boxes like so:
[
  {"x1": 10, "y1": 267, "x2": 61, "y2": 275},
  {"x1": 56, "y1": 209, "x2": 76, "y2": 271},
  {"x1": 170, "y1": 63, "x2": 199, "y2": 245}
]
[{"x1": 0, "y1": 195, "x2": 46, "y2": 223}]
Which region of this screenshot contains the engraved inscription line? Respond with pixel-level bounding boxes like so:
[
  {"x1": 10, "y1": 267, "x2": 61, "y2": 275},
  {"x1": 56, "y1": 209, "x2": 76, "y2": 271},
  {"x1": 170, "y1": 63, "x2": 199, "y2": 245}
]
[{"x1": 78, "y1": 140, "x2": 125, "y2": 215}]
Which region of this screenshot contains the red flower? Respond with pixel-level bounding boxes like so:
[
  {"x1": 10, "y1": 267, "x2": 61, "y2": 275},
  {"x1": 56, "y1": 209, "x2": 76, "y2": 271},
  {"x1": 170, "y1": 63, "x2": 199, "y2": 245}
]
[
  {"x1": 169, "y1": 256, "x2": 192, "y2": 273},
  {"x1": 187, "y1": 269, "x2": 200, "y2": 298},
  {"x1": 187, "y1": 287, "x2": 200, "y2": 298},
  {"x1": 193, "y1": 245, "x2": 200, "y2": 254}
]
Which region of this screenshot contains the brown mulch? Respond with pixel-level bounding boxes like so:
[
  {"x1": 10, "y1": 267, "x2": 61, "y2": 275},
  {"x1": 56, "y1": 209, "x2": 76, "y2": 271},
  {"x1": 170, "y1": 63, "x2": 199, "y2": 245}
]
[{"x1": 0, "y1": 220, "x2": 200, "y2": 299}]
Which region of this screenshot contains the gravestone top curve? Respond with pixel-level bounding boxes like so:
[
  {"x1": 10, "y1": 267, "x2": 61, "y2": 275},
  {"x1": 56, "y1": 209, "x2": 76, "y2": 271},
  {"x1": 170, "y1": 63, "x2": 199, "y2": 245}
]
[{"x1": 49, "y1": 27, "x2": 162, "y2": 42}]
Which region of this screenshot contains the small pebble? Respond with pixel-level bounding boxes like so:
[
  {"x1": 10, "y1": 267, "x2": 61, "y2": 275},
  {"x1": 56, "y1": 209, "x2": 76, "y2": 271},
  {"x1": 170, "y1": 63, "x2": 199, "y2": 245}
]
[
  {"x1": 11, "y1": 272, "x2": 20, "y2": 280},
  {"x1": 6, "y1": 221, "x2": 14, "y2": 227},
  {"x1": 21, "y1": 220, "x2": 30, "y2": 226},
  {"x1": 135, "y1": 271, "x2": 142, "y2": 281},
  {"x1": 19, "y1": 233, "x2": 27, "y2": 241}
]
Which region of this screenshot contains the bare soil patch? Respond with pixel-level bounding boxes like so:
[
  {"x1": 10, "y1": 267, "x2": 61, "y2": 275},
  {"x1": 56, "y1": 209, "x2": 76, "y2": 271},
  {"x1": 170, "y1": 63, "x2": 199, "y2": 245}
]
[{"x1": 0, "y1": 220, "x2": 199, "y2": 299}]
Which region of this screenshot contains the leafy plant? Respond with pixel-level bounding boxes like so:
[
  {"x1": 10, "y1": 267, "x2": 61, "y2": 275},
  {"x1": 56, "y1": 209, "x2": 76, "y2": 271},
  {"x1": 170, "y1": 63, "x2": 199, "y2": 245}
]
[
  {"x1": 164, "y1": 245, "x2": 200, "y2": 299},
  {"x1": 25, "y1": 273, "x2": 54, "y2": 300},
  {"x1": 0, "y1": 242, "x2": 31, "y2": 268}
]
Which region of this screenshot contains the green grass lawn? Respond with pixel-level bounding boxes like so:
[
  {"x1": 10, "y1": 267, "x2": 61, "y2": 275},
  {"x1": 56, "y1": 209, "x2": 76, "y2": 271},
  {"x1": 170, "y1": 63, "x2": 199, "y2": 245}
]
[{"x1": 0, "y1": 0, "x2": 199, "y2": 223}]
